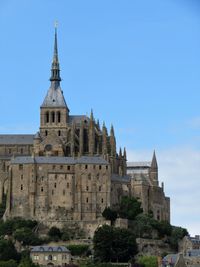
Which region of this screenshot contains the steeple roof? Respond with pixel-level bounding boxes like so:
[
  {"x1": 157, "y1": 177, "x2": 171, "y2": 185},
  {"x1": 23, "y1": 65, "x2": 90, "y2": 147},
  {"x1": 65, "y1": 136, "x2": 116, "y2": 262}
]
[
  {"x1": 151, "y1": 150, "x2": 158, "y2": 169},
  {"x1": 41, "y1": 27, "x2": 69, "y2": 110}
]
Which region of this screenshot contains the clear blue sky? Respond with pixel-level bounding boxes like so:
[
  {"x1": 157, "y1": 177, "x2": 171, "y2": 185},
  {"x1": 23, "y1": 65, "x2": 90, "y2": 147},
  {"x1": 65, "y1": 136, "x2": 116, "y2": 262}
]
[{"x1": 0, "y1": 0, "x2": 200, "y2": 235}]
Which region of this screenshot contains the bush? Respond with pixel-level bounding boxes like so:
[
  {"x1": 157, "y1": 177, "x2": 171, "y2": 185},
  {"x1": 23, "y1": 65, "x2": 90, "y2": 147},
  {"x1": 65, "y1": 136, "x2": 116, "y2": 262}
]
[
  {"x1": 102, "y1": 207, "x2": 117, "y2": 224},
  {"x1": 67, "y1": 244, "x2": 90, "y2": 256},
  {"x1": 0, "y1": 260, "x2": 18, "y2": 267},
  {"x1": 0, "y1": 239, "x2": 19, "y2": 261},
  {"x1": 14, "y1": 227, "x2": 42, "y2": 246},
  {"x1": 48, "y1": 226, "x2": 62, "y2": 241},
  {"x1": 138, "y1": 256, "x2": 158, "y2": 267}
]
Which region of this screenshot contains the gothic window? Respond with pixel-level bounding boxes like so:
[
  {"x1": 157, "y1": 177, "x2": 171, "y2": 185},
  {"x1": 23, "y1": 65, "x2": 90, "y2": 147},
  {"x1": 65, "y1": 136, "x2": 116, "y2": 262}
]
[
  {"x1": 99, "y1": 165, "x2": 102, "y2": 170},
  {"x1": 85, "y1": 165, "x2": 88, "y2": 170},
  {"x1": 21, "y1": 184, "x2": 23, "y2": 191},
  {"x1": 41, "y1": 187, "x2": 43, "y2": 192},
  {"x1": 57, "y1": 111, "x2": 61, "y2": 123},
  {"x1": 45, "y1": 130, "x2": 48, "y2": 136},
  {"x1": 86, "y1": 186, "x2": 89, "y2": 191},
  {"x1": 99, "y1": 186, "x2": 101, "y2": 192},
  {"x1": 106, "y1": 166, "x2": 108, "y2": 170},
  {"x1": 101, "y1": 198, "x2": 104, "y2": 203},
  {"x1": 58, "y1": 130, "x2": 61, "y2": 136},
  {"x1": 51, "y1": 111, "x2": 55, "y2": 123},
  {"x1": 67, "y1": 165, "x2": 70, "y2": 170},
  {"x1": 45, "y1": 111, "x2": 49, "y2": 123},
  {"x1": 54, "y1": 183, "x2": 57, "y2": 188},
  {"x1": 86, "y1": 197, "x2": 89, "y2": 203},
  {"x1": 19, "y1": 164, "x2": 23, "y2": 170},
  {"x1": 66, "y1": 146, "x2": 71, "y2": 156}
]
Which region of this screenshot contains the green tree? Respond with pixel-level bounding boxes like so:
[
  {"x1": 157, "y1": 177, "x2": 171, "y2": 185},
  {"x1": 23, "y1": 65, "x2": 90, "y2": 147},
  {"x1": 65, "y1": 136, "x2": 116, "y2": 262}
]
[
  {"x1": 48, "y1": 226, "x2": 62, "y2": 241},
  {"x1": 118, "y1": 196, "x2": 143, "y2": 220},
  {"x1": 138, "y1": 256, "x2": 158, "y2": 267},
  {"x1": 0, "y1": 260, "x2": 18, "y2": 267},
  {"x1": 102, "y1": 207, "x2": 117, "y2": 224},
  {"x1": 18, "y1": 256, "x2": 39, "y2": 267},
  {"x1": 0, "y1": 239, "x2": 19, "y2": 261},
  {"x1": 169, "y1": 226, "x2": 188, "y2": 251},
  {"x1": 93, "y1": 225, "x2": 137, "y2": 262},
  {"x1": 14, "y1": 227, "x2": 41, "y2": 246},
  {"x1": 67, "y1": 244, "x2": 90, "y2": 256}
]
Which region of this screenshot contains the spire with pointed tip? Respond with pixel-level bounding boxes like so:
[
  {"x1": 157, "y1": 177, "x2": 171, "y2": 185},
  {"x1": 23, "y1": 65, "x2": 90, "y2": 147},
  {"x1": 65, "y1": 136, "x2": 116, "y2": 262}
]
[
  {"x1": 151, "y1": 150, "x2": 158, "y2": 169},
  {"x1": 50, "y1": 25, "x2": 61, "y2": 82},
  {"x1": 123, "y1": 147, "x2": 127, "y2": 160},
  {"x1": 110, "y1": 124, "x2": 115, "y2": 136},
  {"x1": 119, "y1": 147, "x2": 122, "y2": 157}
]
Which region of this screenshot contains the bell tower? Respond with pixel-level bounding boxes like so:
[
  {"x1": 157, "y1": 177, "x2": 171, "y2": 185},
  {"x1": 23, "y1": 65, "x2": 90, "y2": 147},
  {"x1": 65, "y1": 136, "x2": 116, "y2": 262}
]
[{"x1": 40, "y1": 26, "x2": 69, "y2": 138}]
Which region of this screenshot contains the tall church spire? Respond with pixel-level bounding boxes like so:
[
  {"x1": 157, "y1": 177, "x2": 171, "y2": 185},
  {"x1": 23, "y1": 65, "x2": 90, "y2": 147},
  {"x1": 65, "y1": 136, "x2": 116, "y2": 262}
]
[{"x1": 50, "y1": 25, "x2": 61, "y2": 82}]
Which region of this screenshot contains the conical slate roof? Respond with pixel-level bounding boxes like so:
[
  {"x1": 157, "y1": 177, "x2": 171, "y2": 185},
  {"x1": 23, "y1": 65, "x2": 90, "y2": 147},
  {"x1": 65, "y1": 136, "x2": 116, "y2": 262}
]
[
  {"x1": 41, "y1": 27, "x2": 69, "y2": 110},
  {"x1": 41, "y1": 82, "x2": 68, "y2": 108}
]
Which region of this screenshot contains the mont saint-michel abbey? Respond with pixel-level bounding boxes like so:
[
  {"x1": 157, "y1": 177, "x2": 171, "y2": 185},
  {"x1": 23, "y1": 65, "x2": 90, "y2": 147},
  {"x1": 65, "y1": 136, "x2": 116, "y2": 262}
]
[{"x1": 0, "y1": 30, "x2": 170, "y2": 232}]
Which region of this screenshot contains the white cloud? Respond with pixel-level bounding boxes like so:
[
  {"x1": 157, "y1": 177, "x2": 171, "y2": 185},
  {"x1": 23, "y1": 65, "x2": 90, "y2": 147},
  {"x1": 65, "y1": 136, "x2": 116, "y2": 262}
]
[{"x1": 127, "y1": 147, "x2": 200, "y2": 236}]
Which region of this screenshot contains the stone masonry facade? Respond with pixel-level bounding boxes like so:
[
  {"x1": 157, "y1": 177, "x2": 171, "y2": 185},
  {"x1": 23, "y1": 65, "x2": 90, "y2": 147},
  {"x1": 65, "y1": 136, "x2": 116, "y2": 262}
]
[{"x1": 0, "y1": 29, "x2": 170, "y2": 230}]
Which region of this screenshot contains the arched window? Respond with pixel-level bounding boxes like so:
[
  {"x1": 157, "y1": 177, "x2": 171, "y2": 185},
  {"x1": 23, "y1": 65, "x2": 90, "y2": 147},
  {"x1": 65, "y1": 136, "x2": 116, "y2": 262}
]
[
  {"x1": 58, "y1": 130, "x2": 61, "y2": 136},
  {"x1": 51, "y1": 111, "x2": 55, "y2": 123},
  {"x1": 45, "y1": 111, "x2": 49, "y2": 123},
  {"x1": 57, "y1": 111, "x2": 61, "y2": 123}
]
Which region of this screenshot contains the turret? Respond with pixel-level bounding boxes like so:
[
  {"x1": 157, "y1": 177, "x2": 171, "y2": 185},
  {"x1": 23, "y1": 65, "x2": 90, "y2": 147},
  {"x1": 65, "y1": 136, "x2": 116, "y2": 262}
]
[
  {"x1": 150, "y1": 150, "x2": 158, "y2": 186},
  {"x1": 102, "y1": 122, "x2": 108, "y2": 155},
  {"x1": 110, "y1": 124, "x2": 116, "y2": 157},
  {"x1": 89, "y1": 110, "x2": 95, "y2": 155}
]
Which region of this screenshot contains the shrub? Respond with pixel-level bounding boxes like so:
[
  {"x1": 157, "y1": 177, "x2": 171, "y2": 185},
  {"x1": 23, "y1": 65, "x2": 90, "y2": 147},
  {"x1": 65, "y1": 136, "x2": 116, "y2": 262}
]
[
  {"x1": 67, "y1": 244, "x2": 90, "y2": 256},
  {"x1": 0, "y1": 260, "x2": 18, "y2": 267},
  {"x1": 48, "y1": 226, "x2": 62, "y2": 241}
]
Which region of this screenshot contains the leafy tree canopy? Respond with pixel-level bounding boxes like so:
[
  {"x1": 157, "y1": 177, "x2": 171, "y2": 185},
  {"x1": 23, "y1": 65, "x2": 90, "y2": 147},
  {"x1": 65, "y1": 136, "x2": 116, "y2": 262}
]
[
  {"x1": 93, "y1": 225, "x2": 137, "y2": 263},
  {"x1": 138, "y1": 256, "x2": 158, "y2": 267},
  {"x1": 118, "y1": 196, "x2": 143, "y2": 220}
]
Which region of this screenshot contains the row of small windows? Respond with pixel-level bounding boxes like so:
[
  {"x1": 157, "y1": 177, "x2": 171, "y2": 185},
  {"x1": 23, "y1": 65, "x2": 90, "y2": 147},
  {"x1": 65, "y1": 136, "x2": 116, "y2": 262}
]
[
  {"x1": 86, "y1": 197, "x2": 104, "y2": 203},
  {"x1": 84, "y1": 165, "x2": 108, "y2": 170},
  {"x1": 45, "y1": 111, "x2": 61, "y2": 123},
  {"x1": 86, "y1": 186, "x2": 102, "y2": 191},
  {"x1": 7, "y1": 148, "x2": 25, "y2": 155},
  {"x1": 45, "y1": 130, "x2": 61, "y2": 136}
]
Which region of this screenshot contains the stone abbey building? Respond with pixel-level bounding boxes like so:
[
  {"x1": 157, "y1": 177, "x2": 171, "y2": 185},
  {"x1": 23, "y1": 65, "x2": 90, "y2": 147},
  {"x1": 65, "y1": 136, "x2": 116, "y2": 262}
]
[{"x1": 0, "y1": 30, "x2": 170, "y2": 230}]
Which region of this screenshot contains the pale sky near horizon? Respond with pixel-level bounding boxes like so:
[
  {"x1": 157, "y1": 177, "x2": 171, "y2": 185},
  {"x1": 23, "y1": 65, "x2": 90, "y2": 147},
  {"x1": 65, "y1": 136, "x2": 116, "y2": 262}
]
[{"x1": 0, "y1": 0, "x2": 200, "y2": 235}]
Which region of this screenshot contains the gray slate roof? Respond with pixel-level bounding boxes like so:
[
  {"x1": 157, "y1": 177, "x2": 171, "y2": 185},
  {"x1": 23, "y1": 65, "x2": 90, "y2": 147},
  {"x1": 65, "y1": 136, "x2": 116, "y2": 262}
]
[
  {"x1": 111, "y1": 174, "x2": 131, "y2": 183},
  {"x1": 0, "y1": 135, "x2": 34, "y2": 145},
  {"x1": 127, "y1": 161, "x2": 151, "y2": 168},
  {"x1": 31, "y1": 246, "x2": 70, "y2": 253},
  {"x1": 68, "y1": 115, "x2": 89, "y2": 124},
  {"x1": 41, "y1": 82, "x2": 68, "y2": 108},
  {"x1": 11, "y1": 156, "x2": 109, "y2": 165}
]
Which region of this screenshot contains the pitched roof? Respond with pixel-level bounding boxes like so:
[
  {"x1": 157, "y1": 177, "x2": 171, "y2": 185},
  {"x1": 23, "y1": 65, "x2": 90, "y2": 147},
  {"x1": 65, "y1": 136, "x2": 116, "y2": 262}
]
[
  {"x1": 127, "y1": 162, "x2": 151, "y2": 168},
  {"x1": 31, "y1": 246, "x2": 70, "y2": 253},
  {"x1": 0, "y1": 135, "x2": 34, "y2": 145},
  {"x1": 11, "y1": 156, "x2": 109, "y2": 165}
]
